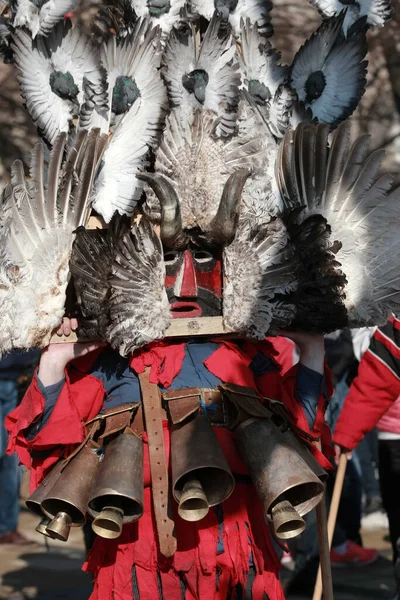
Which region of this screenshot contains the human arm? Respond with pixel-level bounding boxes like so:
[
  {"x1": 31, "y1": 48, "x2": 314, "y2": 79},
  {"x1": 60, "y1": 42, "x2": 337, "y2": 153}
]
[
  {"x1": 280, "y1": 332, "x2": 326, "y2": 429},
  {"x1": 333, "y1": 316, "x2": 400, "y2": 453},
  {"x1": 284, "y1": 331, "x2": 325, "y2": 375},
  {"x1": 5, "y1": 318, "x2": 107, "y2": 471},
  {"x1": 255, "y1": 333, "x2": 332, "y2": 467},
  {"x1": 257, "y1": 333, "x2": 327, "y2": 430},
  {"x1": 38, "y1": 317, "x2": 105, "y2": 386}
]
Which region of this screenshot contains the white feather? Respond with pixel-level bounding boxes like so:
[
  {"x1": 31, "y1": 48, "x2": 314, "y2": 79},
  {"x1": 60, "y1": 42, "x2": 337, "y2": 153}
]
[
  {"x1": 92, "y1": 20, "x2": 167, "y2": 222},
  {"x1": 308, "y1": 0, "x2": 391, "y2": 31},
  {"x1": 290, "y1": 15, "x2": 367, "y2": 127},
  {"x1": 162, "y1": 14, "x2": 240, "y2": 137},
  {"x1": 12, "y1": 22, "x2": 103, "y2": 144},
  {"x1": 191, "y1": 0, "x2": 273, "y2": 37},
  {"x1": 0, "y1": 132, "x2": 104, "y2": 356},
  {"x1": 129, "y1": 0, "x2": 187, "y2": 36},
  {"x1": 13, "y1": 0, "x2": 79, "y2": 38}
]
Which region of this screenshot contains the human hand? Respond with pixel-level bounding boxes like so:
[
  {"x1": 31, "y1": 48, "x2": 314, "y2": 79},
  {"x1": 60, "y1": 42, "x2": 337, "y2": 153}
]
[
  {"x1": 334, "y1": 443, "x2": 352, "y2": 466},
  {"x1": 38, "y1": 318, "x2": 106, "y2": 386},
  {"x1": 55, "y1": 317, "x2": 79, "y2": 337}
]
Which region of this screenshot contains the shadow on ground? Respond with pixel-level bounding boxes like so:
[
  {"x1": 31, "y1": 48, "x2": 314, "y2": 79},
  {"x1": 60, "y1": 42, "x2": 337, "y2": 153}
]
[
  {"x1": 284, "y1": 555, "x2": 395, "y2": 600},
  {"x1": 1, "y1": 549, "x2": 93, "y2": 600}
]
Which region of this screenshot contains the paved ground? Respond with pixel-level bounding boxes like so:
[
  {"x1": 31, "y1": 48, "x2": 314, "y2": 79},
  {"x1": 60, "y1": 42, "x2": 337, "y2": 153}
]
[{"x1": 0, "y1": 474, "x2": 396, "y2": 600}]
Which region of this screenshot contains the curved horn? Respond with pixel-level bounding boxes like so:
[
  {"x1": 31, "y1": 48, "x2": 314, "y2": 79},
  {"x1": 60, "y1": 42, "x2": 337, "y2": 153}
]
[
  {"x1": 209, "y1": 169, "x2": 251, "y2": 244},
  {"x1": 137, "y1": 172, "x2": 187, "y2": 248}
]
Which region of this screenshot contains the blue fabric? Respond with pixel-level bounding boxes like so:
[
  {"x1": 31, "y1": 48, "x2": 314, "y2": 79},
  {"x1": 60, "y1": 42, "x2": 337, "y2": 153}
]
[
  {"x1": 0, "y1": 379, "x2": 21, "y2": 536},
  {"x1": 25, "y1": 377, "x2": 66, "y2": 442},
  {"x1": 295, "y1": 364, "x2": 324, "y2": 430},
  {"x1": 214, "y1": 504, "x2": 225, "y2": 555},
  {"x1": 165, "y1": 342, "x2": 221, "y2": 390}
]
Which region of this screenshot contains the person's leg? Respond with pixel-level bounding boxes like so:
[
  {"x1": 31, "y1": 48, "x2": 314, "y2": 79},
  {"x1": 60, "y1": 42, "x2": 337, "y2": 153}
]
[
  {"x1": 354, "y1": 430, "x2": 382, "y2": 510},
  {"x1": 336, "y1": 459, "x2": 363, "y2": 544},
  {"x1": 326, "y1": 460, "x2": 362, "y2": 546},
  {"x1": 378, "y1": 439, "x2": 400, "y2": 595},
  {"x1": 0, "y1": 380, "x2": 21, "y2": 538}
]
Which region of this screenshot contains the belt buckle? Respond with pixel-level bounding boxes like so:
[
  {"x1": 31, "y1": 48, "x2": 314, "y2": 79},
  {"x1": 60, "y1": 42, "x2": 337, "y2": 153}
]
[{"x1": 201, "y1": 390, "x2": 228, "y2": 428}]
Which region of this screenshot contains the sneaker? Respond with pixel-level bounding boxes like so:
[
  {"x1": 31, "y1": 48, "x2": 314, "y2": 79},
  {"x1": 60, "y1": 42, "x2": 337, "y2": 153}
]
[{"x1": 330, "y1": 540, "x2": 379, "y2": 567}]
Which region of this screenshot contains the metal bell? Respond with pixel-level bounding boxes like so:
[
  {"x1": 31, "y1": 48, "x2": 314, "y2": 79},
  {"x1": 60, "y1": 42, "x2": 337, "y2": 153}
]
[
  {"x1": 26, "y1": 459, "x2": 66, "y2": 518},
  {"x1": 88, "y1": 432, "x2": 144, "y2": 540},
  {"x1": 283, "y1": 428, "x2": 328, "y2": 482},
  {"x1": 46, "y1": 512, "x2": 73, "y2": 542},
  {"x1": 35, "y1": 516, "x2": 54, "y2": 538},
  {"x1": 41, "y1": 446, "x2": 101, "y2": 542},
  {"x1": 178, "y1": 478, "x2": 209, "y2": 522},
  {"x1": 234, "y1": 418, "x2": 324, "y2": 539},
  {"x1": 171, "y1": 411, "x2": 235, "y2": 522},
  {"x1": 270, "y1": 500, "x2": 306, "y2": 540},
  {"x1": 282, "y1": 428, "x2": 327, "y2": 517}
]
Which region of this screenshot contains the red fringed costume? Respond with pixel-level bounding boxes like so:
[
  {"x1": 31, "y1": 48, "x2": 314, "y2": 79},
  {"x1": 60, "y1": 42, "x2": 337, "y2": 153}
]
[{"x1": 6, "y1": 339, "x2": 332, "y2": 600}]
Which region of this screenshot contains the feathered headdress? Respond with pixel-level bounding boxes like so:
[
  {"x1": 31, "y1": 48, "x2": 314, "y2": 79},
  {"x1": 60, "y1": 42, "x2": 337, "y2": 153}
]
[{"x1": 0, "y1": 0, "x2": 396, "y2": 357}]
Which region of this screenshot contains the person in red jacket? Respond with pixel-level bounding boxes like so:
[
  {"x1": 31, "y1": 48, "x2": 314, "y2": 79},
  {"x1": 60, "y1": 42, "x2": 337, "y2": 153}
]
[
  {"x1": 6, "y1": 316, "x2": 330, "y2": 600},
  {"x1": 334, "y1": 316, "x2": 400, "y2": 600}
]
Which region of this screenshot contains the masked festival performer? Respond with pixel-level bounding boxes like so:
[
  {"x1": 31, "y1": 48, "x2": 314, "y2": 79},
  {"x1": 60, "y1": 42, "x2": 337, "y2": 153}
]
[
  {"x1": 2, "y1": 0, "x2": 399, "y2": 597},
  {"x1": 5, "y1": 275, "x2": 330, "y2": 600}
]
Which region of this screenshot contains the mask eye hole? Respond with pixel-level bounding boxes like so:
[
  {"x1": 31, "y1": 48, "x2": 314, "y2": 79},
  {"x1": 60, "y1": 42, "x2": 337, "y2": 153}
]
[
  {"x1": 163, "y1": 251, "x2": 179, "y2": 264},
  {"x1": 193, "y1": 250, "x2": 213, "y2": 263}
]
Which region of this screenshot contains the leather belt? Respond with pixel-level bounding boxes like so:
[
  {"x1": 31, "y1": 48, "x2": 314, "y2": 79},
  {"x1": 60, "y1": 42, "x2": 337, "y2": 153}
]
[
  {"x1": 162, "y1": 387, "x2": 228, "y2": 426},
  {"x1": 139, "y1": 369, "x2": 177, "y2": 558}
]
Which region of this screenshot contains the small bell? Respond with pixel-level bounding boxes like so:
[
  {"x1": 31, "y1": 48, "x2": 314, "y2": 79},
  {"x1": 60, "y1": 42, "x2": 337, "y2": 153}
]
[
  {"x1": 35, "y1": 516, "x2": 54, "y2": 538},
  {"x1": 271, "y1": 500, "x2": 306, "y2": 540},
  {"x1": 45, "y1": 512, "x2": 73, "y2": 542},
  {"x1": 92, "y1": 506, "x2": 124, "y2": 539},
  {"x1": 178, "y1": 478, "x2": 209, "y2": 522}
]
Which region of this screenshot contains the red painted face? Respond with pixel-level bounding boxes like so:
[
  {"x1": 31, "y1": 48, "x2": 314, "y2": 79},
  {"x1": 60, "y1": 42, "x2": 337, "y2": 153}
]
[{"x1": 164, "y1": 247, "x2": 222, "y2": 318}]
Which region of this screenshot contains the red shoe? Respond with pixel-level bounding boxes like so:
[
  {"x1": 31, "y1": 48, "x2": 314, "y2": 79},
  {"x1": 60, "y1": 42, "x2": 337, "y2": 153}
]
[
  {"x1": 0, "y1": 530, "x2": 34, "y2": 545},
  {"x1": 330, "y1": 541, "x2": 379, "y2": 567}
]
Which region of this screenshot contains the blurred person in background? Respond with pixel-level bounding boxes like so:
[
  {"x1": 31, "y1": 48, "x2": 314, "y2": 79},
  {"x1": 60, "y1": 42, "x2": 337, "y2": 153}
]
[
  {"x1": 0, "y1": 350, "x2": 38, "y2": 545},
  {"x1": 334, "y1": 316, "x2": 400, "y2": 600}
]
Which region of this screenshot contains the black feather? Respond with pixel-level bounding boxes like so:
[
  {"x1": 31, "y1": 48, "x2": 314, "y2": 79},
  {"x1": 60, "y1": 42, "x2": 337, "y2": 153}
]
[{"x1": 70, "y1": 213, "x2": 131, "y2": 339}]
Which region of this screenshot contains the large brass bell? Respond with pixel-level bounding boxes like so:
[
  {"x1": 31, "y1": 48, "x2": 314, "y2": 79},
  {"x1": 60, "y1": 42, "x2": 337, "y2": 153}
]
[
  {"x1": 41, "y1": 446, "x2": 101, "y2": 541},
  {"x1": 171, "y1": 411, "x2": 235, "y2": 522},
  {"x1": 282, "y1": 428, "x2": 327, "y2": 517},
  {"x1": 25, "y1": 459, "x2": 66, "y2": 538},
  {"x1": 88, "y1": 431, "x2": 144, "y2": 539},
  {"x1": 234, "y1": 418, "x2": 324, "y2": 540}
]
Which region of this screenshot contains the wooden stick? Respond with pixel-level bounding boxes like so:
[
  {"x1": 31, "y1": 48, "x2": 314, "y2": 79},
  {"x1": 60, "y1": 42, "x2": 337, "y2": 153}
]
[
  {"x1": 50, "y1": 316, "x2": 232, "y2": 344},
  {"x1": 312, "y1": 453, "x2": 348, "y2": 600}
]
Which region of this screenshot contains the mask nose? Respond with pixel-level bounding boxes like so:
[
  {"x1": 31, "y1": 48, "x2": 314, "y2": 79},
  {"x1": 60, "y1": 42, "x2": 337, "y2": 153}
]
[{"x1": 174, "y1": 250, "x2": 197, "y2": 298}]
